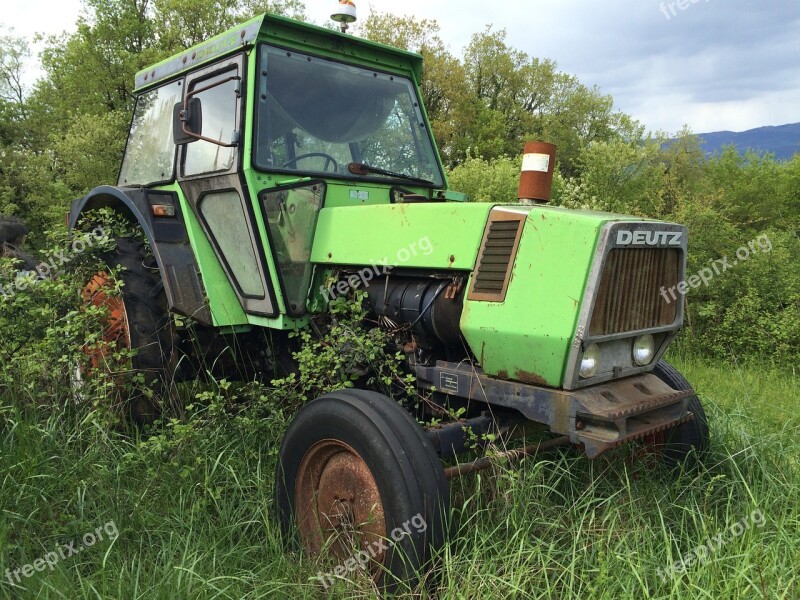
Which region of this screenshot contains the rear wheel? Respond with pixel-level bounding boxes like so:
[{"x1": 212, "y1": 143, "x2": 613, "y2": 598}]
[
  {"x1": 77, "y1": 236, "x2": 181, "y2": 426},
  {"x1": 276, "y1": 389, "x2": 449, "y2": 592}
]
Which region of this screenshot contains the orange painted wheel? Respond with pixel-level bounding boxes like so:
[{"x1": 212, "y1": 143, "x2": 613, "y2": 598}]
[
  {"x1": 73, "y1": 236, "x2": 181, "y2": 425},
  {"x1": 80, "y1": 271, "x2": 131, "y2": 374}
]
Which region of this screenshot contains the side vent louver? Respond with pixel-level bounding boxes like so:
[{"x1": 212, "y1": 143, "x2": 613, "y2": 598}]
[{"x1": 467, "y1": 210, "x2": 526, "y2": 302}]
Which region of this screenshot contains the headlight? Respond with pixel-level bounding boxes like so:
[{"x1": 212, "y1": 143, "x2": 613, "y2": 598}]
[
  {"x1": 579, "y1": 343, "x2": 601, "y2": 378},
  {"x1": 633, "y1": 334, "x2": 655, "y2": 366}
]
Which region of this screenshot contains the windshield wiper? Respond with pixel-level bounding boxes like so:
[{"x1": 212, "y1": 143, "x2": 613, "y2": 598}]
[{"x1": 347, "y1": 162, "x2": 433, "y2": 186}]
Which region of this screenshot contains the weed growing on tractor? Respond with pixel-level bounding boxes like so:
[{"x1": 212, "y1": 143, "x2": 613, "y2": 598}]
[
  {"x1": 0, "y1": 227, "x2": 109, "y2": 299},
  {"x1": 271, "y1": 292, "x2": 416, "y2": 408}
]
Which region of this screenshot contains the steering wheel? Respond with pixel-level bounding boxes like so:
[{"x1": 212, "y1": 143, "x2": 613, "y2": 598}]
[{"x1": 281, "y1": 152, "x2": 339, "y2": 172}]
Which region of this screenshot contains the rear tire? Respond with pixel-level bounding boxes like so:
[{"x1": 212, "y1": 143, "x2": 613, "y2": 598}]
[
  {"x1": 78, "y1": 236, "x2": 182, "y2": 426},
  {"x1": 276, "y1": 389, "x2": 449, "y2": 593}
]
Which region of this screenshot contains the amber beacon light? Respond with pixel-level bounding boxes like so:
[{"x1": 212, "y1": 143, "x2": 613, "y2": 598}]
[{"x1": 331, "y1": 0, "x2": 357, "y2": 32}]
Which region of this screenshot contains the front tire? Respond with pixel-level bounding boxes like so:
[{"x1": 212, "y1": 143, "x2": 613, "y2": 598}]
[
  {"x1": 650, "y1": 360, "x2": 710, "y2": 468},
  {"x1": 276, "y1": 389, "x2": 449, "y2": 592}
]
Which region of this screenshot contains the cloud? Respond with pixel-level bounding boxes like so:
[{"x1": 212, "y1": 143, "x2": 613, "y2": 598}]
[
  {"x1": 8, "y1": 0, "x2": 800, "y2": 134},
  {"x1": 348, "y1": 0, "x2": 800, "y2": 134}
]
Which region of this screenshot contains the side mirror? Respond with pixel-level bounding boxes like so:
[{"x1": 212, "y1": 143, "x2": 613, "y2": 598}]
[{"x1": 173, "y1": 97, "x2": 202, "y2": 145}]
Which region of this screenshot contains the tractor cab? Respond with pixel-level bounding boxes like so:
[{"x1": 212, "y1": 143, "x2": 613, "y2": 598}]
[{"x1": 102, "y1": 13, "x2": 448, "y2": 329}]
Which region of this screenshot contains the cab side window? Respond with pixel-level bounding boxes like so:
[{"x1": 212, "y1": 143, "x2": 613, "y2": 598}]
[{"x1": 183, "y1": 67, "x2": 240, "y2": 176}]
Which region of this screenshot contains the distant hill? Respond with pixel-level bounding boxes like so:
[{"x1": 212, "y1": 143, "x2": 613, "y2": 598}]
[{"x1": 694, "y1": 123, "x2": 800, "y2": 161}]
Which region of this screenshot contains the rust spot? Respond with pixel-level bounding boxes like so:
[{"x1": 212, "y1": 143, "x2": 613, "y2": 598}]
[
  {"x1": 497, "y1": 370, "x2": 509, "y2": 380},
  {"x1": 515, "y1": 369, "x2": 548, "y2": 386}
]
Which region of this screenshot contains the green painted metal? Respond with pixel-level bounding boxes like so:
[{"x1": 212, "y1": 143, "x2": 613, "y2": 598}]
[
  {"x1": 153, "y1": 183, "x2": 248, "y2": 326},
  {"x1": 135, "y1": 15, "x2": 263, "y2": 91},
  {"x1": 460, "y1": 205, "x2": 642, "y2": 387},
  {"x1": 310, "y1": 203, "x2": 495, "y2": 270},
  {"x1": 257, "y1": 15, "x2": 424, "y2": 81},
  {"x1": 135, "y1": 13, "x2": 423, "y2": 92},
  {"x1": 232, "y1": 14, "x2": 448, "y2": 325}
]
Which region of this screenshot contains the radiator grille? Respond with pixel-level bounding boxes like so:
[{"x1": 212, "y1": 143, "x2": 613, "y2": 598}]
[
  {"x1": 468, "y1": 214, "x2": 525, "y2": 302},
  {"x1": 590, "y1": 248, "x2": 680, "y2": 336}
]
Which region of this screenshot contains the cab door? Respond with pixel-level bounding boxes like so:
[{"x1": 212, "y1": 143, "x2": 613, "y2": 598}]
[{"x1": 177, "y1": 54, "x2": 277, "y2": 316}]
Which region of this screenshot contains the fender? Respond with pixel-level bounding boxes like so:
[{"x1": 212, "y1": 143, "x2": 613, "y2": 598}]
[{"x1": 69, "y1": 185, "x2": 212, "y2": 325}]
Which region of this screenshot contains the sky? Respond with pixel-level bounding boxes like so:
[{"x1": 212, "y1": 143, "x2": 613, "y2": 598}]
[{"x1": 3, "y1": 0, "x2": 799, "y2": 135}]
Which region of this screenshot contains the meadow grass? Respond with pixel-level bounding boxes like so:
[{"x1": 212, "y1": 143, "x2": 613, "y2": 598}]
[{"x1": 0, "y1": 356, "x2": 797, "y2": 599}]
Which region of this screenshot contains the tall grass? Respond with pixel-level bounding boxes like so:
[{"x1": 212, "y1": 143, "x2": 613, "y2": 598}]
[{"x1": 0, "y1": 356, "x2": 797, "y2": 599}]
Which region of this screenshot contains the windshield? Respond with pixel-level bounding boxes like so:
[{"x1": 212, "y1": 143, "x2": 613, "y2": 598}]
[{"x1": 255, "y1": 45, "x2": 444, "y2": 187}]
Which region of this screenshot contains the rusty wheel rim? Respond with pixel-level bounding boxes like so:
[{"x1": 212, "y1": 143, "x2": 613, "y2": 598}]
[
  {"x1": 80, "y1": 271, "x2": 131, "y2": 374},
  {"x1": 294, "y1": 439, "x2": 388, "y2": 576}
]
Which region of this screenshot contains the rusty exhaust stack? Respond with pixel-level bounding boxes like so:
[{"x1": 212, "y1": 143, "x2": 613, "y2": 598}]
[{"x1": 518, "y1": 141, "x2": 557, "y2": 204}]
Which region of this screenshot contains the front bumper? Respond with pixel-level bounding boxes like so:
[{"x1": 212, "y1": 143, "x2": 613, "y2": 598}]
[{"x1": 415, "y1": 361, "x2": 694, "y2": 458}]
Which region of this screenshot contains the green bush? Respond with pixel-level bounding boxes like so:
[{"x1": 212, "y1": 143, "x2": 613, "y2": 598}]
[
  {"x1": 447, "y1": 154, "x2": 522, "y2": 202},
  {"x1": 0, "y1": 228, "x2": 114, "y2": 412}
]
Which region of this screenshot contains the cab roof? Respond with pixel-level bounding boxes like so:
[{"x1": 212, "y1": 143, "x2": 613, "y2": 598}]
[{"x1": 134, "y1": 13, "x2": 424, "y2": 92}]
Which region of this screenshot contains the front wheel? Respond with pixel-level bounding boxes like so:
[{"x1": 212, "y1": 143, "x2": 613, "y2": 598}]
[
  {"x1": 647, "y1": 360, "x2": 710, "y2": 469},
  {"x1": 276, "y1": 389, "x2": 449, "y2": 593}
]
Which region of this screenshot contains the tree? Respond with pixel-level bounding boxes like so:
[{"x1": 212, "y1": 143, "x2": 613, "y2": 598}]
[
  {"x1": 153, "y1": 0, "x2": 306, "y2": 50},
  {"x1": 0, "y1": 30, "x2": 30, "y2": 144}
]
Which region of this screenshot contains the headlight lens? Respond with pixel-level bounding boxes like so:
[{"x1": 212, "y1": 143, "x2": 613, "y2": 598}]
[
  {"x1": 633, "y1": 334, "x2": 656, "y2": 366},
  {"x1": 579, "y1": 343, "x2": 601, "y2": 378}
]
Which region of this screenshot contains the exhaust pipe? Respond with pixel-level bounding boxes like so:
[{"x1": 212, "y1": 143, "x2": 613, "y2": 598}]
[{"x1": 518, "y1": 141, "x2": 557, "y2": 204}]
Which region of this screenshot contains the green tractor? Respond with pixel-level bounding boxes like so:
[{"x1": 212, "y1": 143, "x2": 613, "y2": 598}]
[{"x1": 69, "y1": 11, "x2": 708, "y2": 590}]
